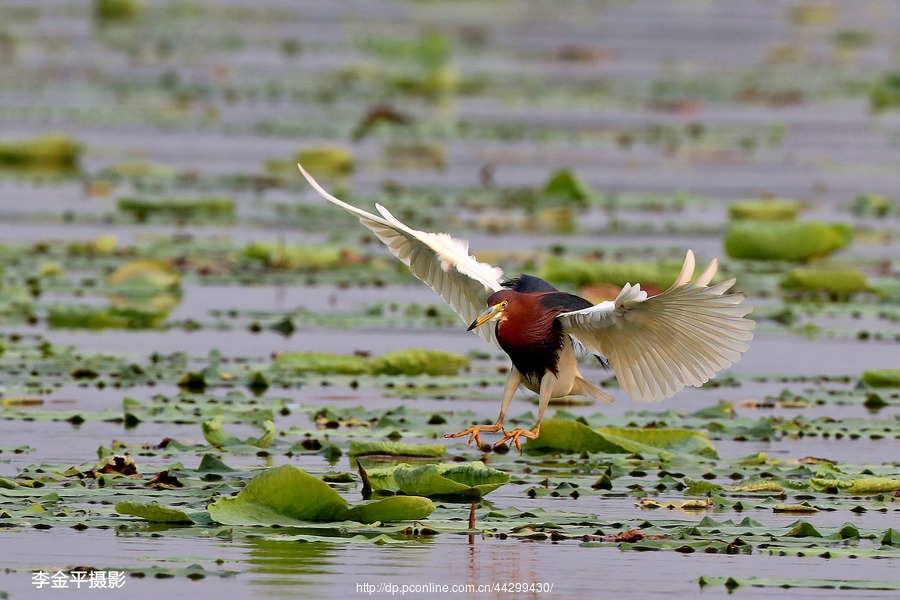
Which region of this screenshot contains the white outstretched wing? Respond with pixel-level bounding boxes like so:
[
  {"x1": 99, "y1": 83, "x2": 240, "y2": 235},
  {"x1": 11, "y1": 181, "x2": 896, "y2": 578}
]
[
  {"x1": 299, "y1": 164, "x2": 504, "y2": 345},
  {"x1": 558, "y1": 250, "x2": 755, "y2": 402}
]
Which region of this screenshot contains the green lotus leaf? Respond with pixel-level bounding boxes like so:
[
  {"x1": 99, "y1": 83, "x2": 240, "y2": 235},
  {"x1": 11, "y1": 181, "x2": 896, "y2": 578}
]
[
  {"x1": 369, "y1": 349, "x2": 469, "y2": 376},
  {"x1": 115, "y1": 501, "x2": 194, "y2": 524},
  {"x1": 541, "y1": 257, "x2": 684, "y2": 290},
  {"x1": 780, "y1": 268, "x2": 870, "y2": 294},
  {"x1": 0, "y1": 133, "x2": 81, "y2": 170},
  {"x1": 724, "y1": 221, "x2": 852, "y2": 261},
  {"x1": 242, "y1": 242, "x2": 345, "y2": 270},
  {"x1": 861, "y1": 369, "x2": 900, "y2": 388},
  {"x1": 785, "y1": 520, "x2": 823, "y2": 537},
  {"x1": 272, "y1": 352, "x2": 369, "y2": 375},
  {"x1": 542, "y1": 168, "x2": 595, "y2": 207},
  {"x1": 349, "y1": 441, "x2": 445, "y2": 458},
  {"x1": 202, "y1": 415, "x2": 275, "y2": 448},
  {"x1": 810, "y1": 477, "x2": 900, "y2": 494},
  {"x1": 729, "y1": 199, "x2": 802, "y2": 221},
  {"x1": 207, "y1": 465, "x2": 432, "y2": 525},
  {"x1": 117, "y1": 197, "x2": 235, "y2": 223},
  {"x1": 108, "y1": 260, "x2": 181, "y2": 291},
  {"x1": 207, "y1": 464, "x2": 349, "y2": 525},
  {"x1": 344, "y1": 496, "x2": 434, "y2": 524},
  {"x1": 202, "y1": 415, "x2": 242, "y2": 447},
  {"x1": 882, "y1": 528, "x2": 900, "y2": 547},
  {"x1": 527, "y1": 419, "x2": 716, "y2": 457},
  {"x1": 367, "y1": 462, "x2": 510, "y2": 499},
  {"x1": 296, "y1": 146, "x2": 354, "y2": 176}
]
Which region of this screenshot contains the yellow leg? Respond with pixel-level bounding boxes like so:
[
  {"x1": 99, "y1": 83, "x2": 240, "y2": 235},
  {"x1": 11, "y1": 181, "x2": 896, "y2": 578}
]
[
  {"x1": 493, "y1": 371, "x2": 555, "y2": 452},
  {"x1": 443, "y1": 367, "x2": 522, "y2": 447},
  {"x1": 493, "y1": 423, "x2": 541, "y2": 453},
  {"x1": 443, "y1": 421, "x2": 503, "y2": 448}
]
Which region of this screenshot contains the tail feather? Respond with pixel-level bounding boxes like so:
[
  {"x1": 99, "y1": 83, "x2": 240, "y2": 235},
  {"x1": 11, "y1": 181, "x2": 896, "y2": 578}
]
[{"x1": 573, "y1": 376, "x2": 615, "y2": 403}]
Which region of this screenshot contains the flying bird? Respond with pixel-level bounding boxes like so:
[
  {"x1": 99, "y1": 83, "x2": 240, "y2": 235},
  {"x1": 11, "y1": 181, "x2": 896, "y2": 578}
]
[{"x1": 299, "y1": 165, "x2": 755, "y2": 451}]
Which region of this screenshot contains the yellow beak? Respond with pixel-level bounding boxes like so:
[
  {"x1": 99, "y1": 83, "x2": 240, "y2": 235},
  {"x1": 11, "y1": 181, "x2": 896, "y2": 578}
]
[{"x1": 467, "y1": 303, "x2": 505, "y2": 331}]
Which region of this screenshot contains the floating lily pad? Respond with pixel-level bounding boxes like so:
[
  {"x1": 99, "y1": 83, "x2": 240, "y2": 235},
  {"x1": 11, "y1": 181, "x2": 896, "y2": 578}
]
[
  {"x1": 861, "y1": 369, "x2": 900, "y2": 388},
  {"x1": 729, "y1": 199, "x2": 801, "y2": 221},
  {"x1": 207, "y1": 464, "x2": 433, "y2": 525},
  {"x1": 242, "y1": 242, "x2": 346, "y2": 270},
  {"x1": 369, "y1": 349, "x2": 469, "y2": 376},
  {"x1": 541, "y1": 257, "x2": 684, "y2": 289},
  {"x1": 527, "y1": 419, "x2": 717, "y2": 458},
  {"x1": 780, "y1": 268, "x2": 870, "y2": 295},
  {"x1": 542, "y1": 169, "x2": 595, "y2": 208},
  {"x1": 366, "y1": 462, "x2": 510, "y2": 500},
  {"x1": 202, "y1": 415, "x2": 274, "y2": 449},
  {"x1": 349, "y1": 441, "x2": 445, "y2": 458},
  {"x1": 809, "y1": 477, "x2": 900, "y2": 494},
  {"x1": 0, "y1": 133, "x2": 81, "y2": 170},
  {"x1": 94, "y1": 0, "x2": 142, "y2": 21},
  {"x1": 296, "y1": 146, "x2": 354, "y2": 176},
  {"x1": 108, "y1": 260, "x2": 181, "y2": 291},
  {"x1": 117, "y1": 197, "x2": 235, "y2": 223},
  {"x1": 46, "y1": 304, "x2": 168, "y2": 330},
  {"x1": 115, "y1": 501, "x2": 194, "y2": 524},
  {"x1": 272, "y1": 349, "x2": 469, "y2": 376},
  {"x1": 725, "y1": 221, "x2": 852, "y2": 261}
]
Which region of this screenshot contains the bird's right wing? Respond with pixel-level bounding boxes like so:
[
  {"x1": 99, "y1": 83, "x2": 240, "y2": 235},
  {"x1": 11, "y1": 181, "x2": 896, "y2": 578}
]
[
  {"x1": 299, "y1": 164, "x2": 504, "y2": 345},
  {"x1": 557, "y1": 250, "x2": 755, "y2": 402}
]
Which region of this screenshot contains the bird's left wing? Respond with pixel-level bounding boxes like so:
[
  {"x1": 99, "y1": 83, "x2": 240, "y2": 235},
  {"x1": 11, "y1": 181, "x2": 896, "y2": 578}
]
[
  {"x1": 299, "y1": 164, "x2": 504, "y2": 345},
  {"x1": 557, "y1": 250, "x2": 755, "y2": 402}
]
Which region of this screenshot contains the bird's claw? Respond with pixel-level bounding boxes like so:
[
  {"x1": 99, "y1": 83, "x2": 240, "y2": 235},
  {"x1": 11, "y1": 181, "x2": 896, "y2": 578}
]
[
  {"x1": 493, "y1": 427, "x2": 540, "y2": 453},
  {"x1": 443, "y1": 423, "x2": 502, "y2": 448}
]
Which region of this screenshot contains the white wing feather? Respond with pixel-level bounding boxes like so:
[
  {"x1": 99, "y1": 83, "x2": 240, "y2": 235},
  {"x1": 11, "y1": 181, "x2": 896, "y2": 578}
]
[
  {"x1": 558, "y1": 250, "x2": 755, "y2": 402},
  {"x1": 299, "y1": 164, "x2": 503, "y2": 345}
]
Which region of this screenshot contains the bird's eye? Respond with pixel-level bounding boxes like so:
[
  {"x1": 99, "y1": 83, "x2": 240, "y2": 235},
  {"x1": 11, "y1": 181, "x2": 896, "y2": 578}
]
[{"x1": 500, "y1": 301, "x2": 508, "y2": 308}]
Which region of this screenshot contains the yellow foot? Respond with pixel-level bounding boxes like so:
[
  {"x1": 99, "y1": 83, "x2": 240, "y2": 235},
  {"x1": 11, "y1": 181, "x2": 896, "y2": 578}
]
[
  {"x1": 493, "y1": 427, "x2": 540, "y2": 453},
  {"x1": 443, "y1": 423, "x2": 502, "y2": 448}
]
